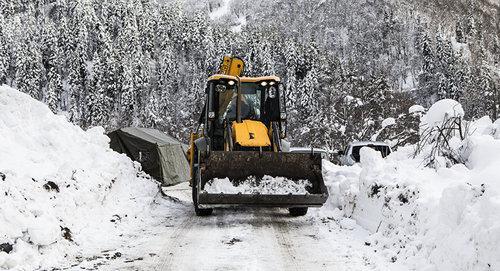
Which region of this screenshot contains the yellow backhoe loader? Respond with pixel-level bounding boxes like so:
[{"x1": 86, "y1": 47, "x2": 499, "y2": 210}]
[{"x1": 188, "y1": 56, "x2": 328, "y2": 216}]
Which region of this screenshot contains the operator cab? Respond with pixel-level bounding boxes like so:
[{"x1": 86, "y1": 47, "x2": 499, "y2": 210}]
[
  {"x1": 220, "y1": 82, "x2": 263, "y2": 121},
  {"x1": 202, "y1": 75, "x2": 287, "y2": 151}
]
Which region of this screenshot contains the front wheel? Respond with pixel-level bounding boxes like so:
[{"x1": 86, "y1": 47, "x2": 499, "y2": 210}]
[
  {"x1": 192, "y1": 167, "x2": 213, "y2": 216},
  {"x1": 288, "y1": 207, "x2": 308, "y2": 216}
]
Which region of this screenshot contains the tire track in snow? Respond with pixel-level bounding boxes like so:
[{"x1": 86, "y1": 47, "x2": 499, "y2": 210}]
[
  {"x1": 270, "y1": 215, "x2": 300, "y2": 271},
  {"x1": 154, "y1": 212, "x2": 195, "y2": 270}
]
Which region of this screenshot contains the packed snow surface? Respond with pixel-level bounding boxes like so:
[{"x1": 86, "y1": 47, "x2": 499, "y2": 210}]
[{"x1": 204, "y1": 175, "x2": 311, "y2": 195}]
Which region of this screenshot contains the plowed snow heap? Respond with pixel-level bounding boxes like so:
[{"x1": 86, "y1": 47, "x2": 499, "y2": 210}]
[
  {"x1": 321, "y1": 99, "x2": 500, "y2": 270},
  {"x1": 0, "y1": 86, "x2": 165, "y2": 269}
]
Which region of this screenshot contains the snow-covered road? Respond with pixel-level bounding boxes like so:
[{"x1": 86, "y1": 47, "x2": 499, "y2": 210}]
[{"x1": 100, "y1": 183, "x2": 391, "y2": 271}]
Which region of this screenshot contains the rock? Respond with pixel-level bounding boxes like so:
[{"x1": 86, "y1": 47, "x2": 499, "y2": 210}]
[
  {"x1": 61, "y1": 226, "x2": 73, "y2": 242},
  {"x1": 43, "y1": 181, "x2": 59, "y2": 192},
  {"x1": 111, "y1": 252, "x2": 122, "y2": 259},
  {"x1": 0, "y1": 243, "x2": 13, "y2": 254}
]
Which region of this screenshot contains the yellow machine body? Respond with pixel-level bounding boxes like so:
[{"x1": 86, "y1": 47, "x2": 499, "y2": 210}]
[
  {"x1": 232, "y1": 120, "x2": 271, "y2": 148},
  {"x1": 219, "y1": 56, "x2": 245, "y2": 77},
  {"x1": 189, "y1": 56, "x2": 328, "y2": 216}
]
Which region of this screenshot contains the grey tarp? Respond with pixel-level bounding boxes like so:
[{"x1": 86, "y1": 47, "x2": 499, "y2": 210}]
[{"x1": 107, "y1": 127, "x2": 190, "y2": 186}]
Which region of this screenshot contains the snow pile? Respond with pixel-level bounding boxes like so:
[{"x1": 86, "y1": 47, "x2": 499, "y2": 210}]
[
  {"x1": 408, "y1": 104, "x2": 425, "y2": 114},
  {"x1": 422, "y1": 99, "x2": 464, "y2": 128},
  {"x1": 321, "y1": 99, "x2": 500, "y2": 270},
  {"x1": 204, "y1": 176, "x2": 311, "y2": 195},
  {"x1": 0, "y1": 86, "x2": 166, "y2": 270},
  {"x1": 381, "y1": 117, "x2": 396, "y2": 128}
]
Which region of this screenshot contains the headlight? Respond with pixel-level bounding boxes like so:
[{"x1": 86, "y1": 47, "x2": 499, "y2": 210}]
[
  {"x1": 228, "y1": 80, "x2": 235, "y2": 86},
  {"x1": 269, "y1": 81, "x2": 275, "y2": 86},
  {"x1": 280, "y1": 112, "x2": 287, "y2": 120},
  {"x1": 260, "y1": 81, "x2": 268, "y2": 87}
]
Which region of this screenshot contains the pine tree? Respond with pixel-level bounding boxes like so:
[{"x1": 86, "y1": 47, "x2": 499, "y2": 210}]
[
  {"x1": 144, "y1": 93, "x2": 163, "y2": 127},
  {"x1": 86, "y1": 52, "x2": 111, "y2": 127},
  {"x1": 120, "y1": 60, "x2": 135, "y2": 126},
  {"x1": 14, "y1": 32, "x2": 43, "y2": 99},
  {"x1": 0, "y1": 22, "x2": 8, "y2": 85},
  {"x1": 42, "y1": 22, "x2": 63, "y2": 113},
  {"x1": 66, "y1": 15, "x2": 90, "y2": 125}
]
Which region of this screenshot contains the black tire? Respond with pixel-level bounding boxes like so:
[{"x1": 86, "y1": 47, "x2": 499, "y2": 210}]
[
  {"x1": 288, "y1": 207, "x2": 308, "y2": 216},
  {"x1": 192, "y1": 167, "x2": 213, "y2": 216}
]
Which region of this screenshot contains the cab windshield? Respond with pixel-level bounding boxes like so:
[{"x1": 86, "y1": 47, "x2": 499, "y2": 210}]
[{"x1": 219, "y1": 83, "x2": 262, "y2": 121}]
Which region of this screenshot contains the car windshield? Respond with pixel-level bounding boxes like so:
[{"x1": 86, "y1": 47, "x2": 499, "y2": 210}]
[
  {"x1": 221, "y1": 83, "x2": 262, "y2": 121},
  {"x1": 351, "y1": 145, "x2": 391, "y2": 162}
]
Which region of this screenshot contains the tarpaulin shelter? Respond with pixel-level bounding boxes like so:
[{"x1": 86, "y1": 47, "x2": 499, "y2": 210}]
[{"x1": 108, "y1": 127, "x2": 190, "y2": 186}]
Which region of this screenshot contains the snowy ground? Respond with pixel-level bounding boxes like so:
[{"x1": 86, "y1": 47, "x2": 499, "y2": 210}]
[
  {"x1": 2, "y1": 182, "x2": 398, "y2": 271},
  {"x1": 3, "y1": 181, "x2": 399, "y2": 270},
  {"x1": 128, "y1": 183, "x2": 395, "y2": 271}
]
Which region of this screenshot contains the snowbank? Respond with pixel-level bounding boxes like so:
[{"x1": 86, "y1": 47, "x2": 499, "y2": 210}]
[
  {"x1": 0, "y1": 86, "x2": 167, "y2": 270},
  {"x1": 321, "y1": 99, "x2": 500, "y2": 270},
  {"x1": 204, "y1": 176, "x2": 311, "y2": 195},
  {"x1": 423, "y1": 99, "x2": 464, "y2": 127}
]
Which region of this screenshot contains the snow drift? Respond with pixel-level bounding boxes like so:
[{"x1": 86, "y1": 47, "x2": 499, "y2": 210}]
[
  {"x1": 321, "y1": 99, "x2": 500, "y2": 270},
  {"x1": 0, "y1": 86, "x2": 167, "y2": 270}
]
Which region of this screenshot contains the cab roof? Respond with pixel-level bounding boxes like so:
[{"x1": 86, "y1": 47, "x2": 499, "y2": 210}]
[
  {"x1": 208, "y1": 74, "x2": 281, "y2": 83},
  {"x1": 240, "y1": 76, "x2": 281, "y2": 83}
]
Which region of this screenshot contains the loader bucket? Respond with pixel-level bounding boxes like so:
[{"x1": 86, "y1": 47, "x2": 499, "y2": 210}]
[{"x1": 195, "y1": 151, "x2": 328, "y2": 208}]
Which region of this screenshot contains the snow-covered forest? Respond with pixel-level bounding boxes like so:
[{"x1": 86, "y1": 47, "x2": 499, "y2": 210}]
[{"x1": 0, "y1": 0, "x2": 498, "y2": 150}]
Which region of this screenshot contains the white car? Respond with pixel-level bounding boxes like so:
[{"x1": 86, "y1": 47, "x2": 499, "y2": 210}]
[
  {"x1": 338, "y1": 141, "x2": 391, "y2": 166},
  {"x1": 289, "y1": 147, "x2": 330, "y2": 161}
]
